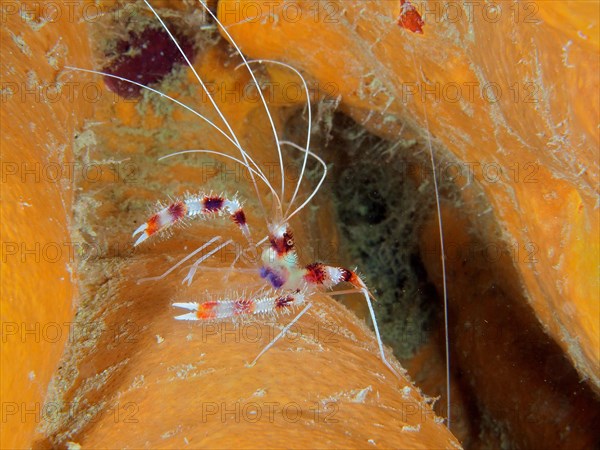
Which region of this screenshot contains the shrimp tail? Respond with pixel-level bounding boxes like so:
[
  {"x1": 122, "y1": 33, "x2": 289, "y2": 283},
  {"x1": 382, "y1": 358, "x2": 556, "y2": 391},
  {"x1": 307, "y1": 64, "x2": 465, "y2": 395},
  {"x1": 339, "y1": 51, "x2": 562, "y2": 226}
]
[{"x1": 172, "y1": 290, "x2": 306, "y2": 321}]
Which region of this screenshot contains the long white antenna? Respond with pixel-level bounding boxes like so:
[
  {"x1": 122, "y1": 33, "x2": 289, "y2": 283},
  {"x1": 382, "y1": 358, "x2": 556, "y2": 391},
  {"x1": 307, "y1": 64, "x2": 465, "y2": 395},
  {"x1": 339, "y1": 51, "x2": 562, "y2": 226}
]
[
  {"x1": 237, "y1": 60, "x2": 313, "y2": 220},
  {"x1": 64, "y1": 65, "x2": 281, "y2": 224},
  {"x1": 64, "y1": 67, "x2": 235, "y2": 149},
  {"x1": 142, "y1": 0, "x2": 271, "y2": 222},
  {"x1": 195, "y1": 0, "x2": 286, "y2": 206},
  {"x1": 279, "y1": 141, "x2": 327, "y2": 223},
  {"x1": 158, "y1": 149, "x2": 280, "y2": 209},
  {"x1": 410, "y1": 53, "x2": 451, "y2": 429}
]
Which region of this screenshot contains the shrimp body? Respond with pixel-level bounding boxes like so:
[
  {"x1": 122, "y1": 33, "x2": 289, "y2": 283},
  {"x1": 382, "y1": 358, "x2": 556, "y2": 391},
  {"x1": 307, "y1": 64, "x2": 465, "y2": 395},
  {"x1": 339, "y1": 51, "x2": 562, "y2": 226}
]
[
  {"x1": 260, "y1": 221, "x2": 365, "y2": 293},
  {"x1": 164, "y1": 217, "x2": 367, "y2": 323},
  {"x1": 66, "y1": 0, "x2": 403, "y2": 380},
  {"x1": 64, "y1": 0, "x2": 449, "y2": 424}
]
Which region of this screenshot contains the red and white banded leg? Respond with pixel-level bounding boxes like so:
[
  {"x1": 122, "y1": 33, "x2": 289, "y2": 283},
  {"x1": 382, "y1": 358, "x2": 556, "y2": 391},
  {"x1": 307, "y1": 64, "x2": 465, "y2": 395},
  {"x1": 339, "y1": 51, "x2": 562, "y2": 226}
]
[
  {"x1": 174, "y1": 290, "x2": 312, "y2": 367},
  {"x1": 303, "y1": 263, "x2": 401, "y2": 380},
  {"x1": 172, "y1": 289, "x2": 307, "y2": 321},
  {"x1": 132, "y1": 193, "x2": 249, "y2": 246}
]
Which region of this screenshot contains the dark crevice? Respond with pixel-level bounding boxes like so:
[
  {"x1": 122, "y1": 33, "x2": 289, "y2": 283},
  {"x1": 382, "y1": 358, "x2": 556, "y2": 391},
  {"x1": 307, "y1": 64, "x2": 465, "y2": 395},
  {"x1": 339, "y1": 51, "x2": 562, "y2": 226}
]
[{"x1": 283, "y1": 106, "x2": 600, "y2": 450}]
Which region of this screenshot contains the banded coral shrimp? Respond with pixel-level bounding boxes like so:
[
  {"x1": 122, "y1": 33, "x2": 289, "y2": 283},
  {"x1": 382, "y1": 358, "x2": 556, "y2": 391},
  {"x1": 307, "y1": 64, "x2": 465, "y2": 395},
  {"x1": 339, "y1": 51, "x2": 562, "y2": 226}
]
[
  {"x1": 66, "y1": 0, "x2": 397, "y2": 375},
  {"x1": 9, "y1": 0, "x2": 597, "y2": 447},
  {"x1": 45, "y1": 1, "x2": 461, "y2": 447}
]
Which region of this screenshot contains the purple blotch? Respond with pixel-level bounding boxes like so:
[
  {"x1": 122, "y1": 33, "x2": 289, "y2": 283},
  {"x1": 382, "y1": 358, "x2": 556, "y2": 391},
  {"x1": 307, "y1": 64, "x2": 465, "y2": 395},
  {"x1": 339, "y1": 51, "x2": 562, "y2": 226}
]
[
  {"x1": 103, "y1": 26, "x2": 195, "y2": 99},
  {"x1": 260, "y1": 266, "x2": 285, "y2": 289}
]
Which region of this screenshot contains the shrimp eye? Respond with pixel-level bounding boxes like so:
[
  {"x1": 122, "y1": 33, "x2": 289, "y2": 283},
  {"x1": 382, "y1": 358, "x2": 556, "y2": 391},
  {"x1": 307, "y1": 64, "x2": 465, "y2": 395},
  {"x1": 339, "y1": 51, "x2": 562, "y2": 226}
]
[{"x1": 287, "y1": 239, "x2": 293, "y2": 246}]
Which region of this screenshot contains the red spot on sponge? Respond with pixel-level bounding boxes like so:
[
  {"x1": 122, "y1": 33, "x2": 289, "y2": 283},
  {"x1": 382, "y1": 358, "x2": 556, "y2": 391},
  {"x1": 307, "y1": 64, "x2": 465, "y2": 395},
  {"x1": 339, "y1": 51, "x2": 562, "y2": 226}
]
[
  {"x1": 103, "y1": 26, "x2": 196, "y2": 99},
  {"x1": 398, "y1": 0, "x2": 424, "y2": 34}
]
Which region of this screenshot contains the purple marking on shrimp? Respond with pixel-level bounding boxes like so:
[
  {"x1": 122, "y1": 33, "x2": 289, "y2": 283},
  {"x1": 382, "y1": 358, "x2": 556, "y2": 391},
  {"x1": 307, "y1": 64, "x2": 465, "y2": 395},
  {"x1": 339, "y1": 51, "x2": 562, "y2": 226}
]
[
  {"x1": 203, "y1": 196, "x2": 225, "y2": 212},
  {"x1": 260, "y1": 266, "x2": 286, "y2": 289}
]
